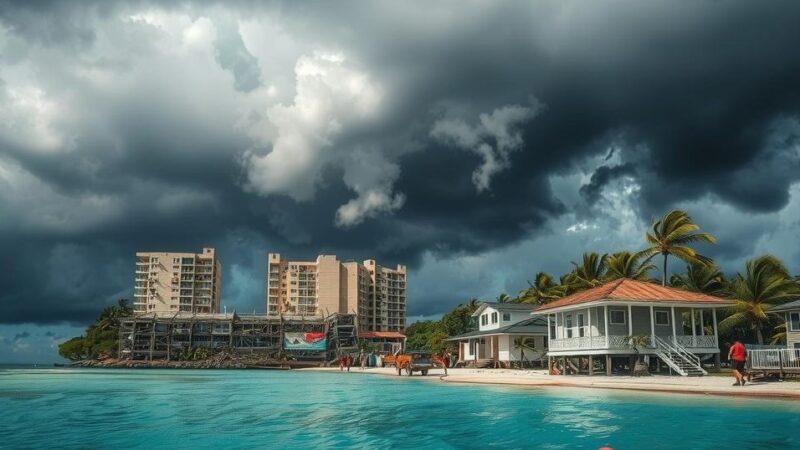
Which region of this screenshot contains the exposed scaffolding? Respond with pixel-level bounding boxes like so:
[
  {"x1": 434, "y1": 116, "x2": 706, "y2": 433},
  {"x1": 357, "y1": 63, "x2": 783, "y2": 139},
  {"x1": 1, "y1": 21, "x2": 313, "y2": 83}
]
[{"x1": 119, "y1": 312, "x2": 358, "y2": 363}]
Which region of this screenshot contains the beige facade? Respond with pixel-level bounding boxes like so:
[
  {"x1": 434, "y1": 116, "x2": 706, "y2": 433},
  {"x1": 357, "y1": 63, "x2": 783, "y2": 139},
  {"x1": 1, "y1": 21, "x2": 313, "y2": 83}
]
[
  {"x1": 134, "y1": 248, "x2": 222, "y2": 315},
  {"x1": 267, "y1": 253, "x2": 406, "y2": 332}
]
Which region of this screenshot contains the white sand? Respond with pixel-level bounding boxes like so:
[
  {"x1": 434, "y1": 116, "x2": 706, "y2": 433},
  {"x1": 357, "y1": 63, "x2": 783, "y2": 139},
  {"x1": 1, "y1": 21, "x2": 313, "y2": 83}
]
[{"x1": 300, "y1": 366, "x2": 800, "y2": 399}]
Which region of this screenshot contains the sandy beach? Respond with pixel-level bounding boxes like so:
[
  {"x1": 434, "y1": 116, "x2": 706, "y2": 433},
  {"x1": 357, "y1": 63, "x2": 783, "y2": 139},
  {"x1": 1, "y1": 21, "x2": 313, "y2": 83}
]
[{"x1": 300, "y1": 366, "x2": 800, "y2": 400}]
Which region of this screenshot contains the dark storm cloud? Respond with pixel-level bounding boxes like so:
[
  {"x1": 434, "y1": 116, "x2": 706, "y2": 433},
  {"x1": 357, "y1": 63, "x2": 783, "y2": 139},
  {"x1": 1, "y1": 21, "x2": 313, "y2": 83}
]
[
  {"x1": 579, "y1": 163, "x2": 636, "y2": 206},
  {"x1": 13, "y1": 332, "x2": 29, "y2": 341},
  {"x1": 0, "y1": 0, "x2": 799, "y2": 330}
]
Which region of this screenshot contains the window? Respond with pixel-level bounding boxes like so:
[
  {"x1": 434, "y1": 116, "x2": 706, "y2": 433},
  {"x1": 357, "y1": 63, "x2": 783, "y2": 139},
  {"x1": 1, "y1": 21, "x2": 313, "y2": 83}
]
[
  {"x1": 655, "y1": 310, "x2": 670, "y2": 326},
  {"x1": 481, "y1": 314, "x2": 488, "y2": 326},
  {"x1": 790, "y1": 312, "x2": 800, "y2": 332},
  {"x1": 503, "y1": 313, "x2": 511, "y2": 321},
  {"x1": 610, "y1": 310, "x2": 626, "y2": 325},
  {"x1": 491, "y1": 312, "x2": 498, "y2": 324},
  {"x1": 577, "y1": 313, "x2": 585, "y2": 337},
  {"x1": 549, "y1": 315, "x2": 556, "y2": 339},
  {"x1": 566, "y1": 314, "x2": 573, "y2": 338}
]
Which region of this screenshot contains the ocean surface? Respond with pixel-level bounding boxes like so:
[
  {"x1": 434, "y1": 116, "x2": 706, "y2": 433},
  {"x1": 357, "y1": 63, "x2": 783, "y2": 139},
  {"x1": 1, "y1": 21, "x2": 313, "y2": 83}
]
[{"x1": 0, "y1": 368, "x2": 798, "y2": 449}]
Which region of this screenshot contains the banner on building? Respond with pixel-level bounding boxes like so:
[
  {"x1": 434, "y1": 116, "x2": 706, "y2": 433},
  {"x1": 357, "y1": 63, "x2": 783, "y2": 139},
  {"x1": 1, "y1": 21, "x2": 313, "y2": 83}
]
[{"x1": 284, "y1": 332, "x2": 327, "y2": 351}]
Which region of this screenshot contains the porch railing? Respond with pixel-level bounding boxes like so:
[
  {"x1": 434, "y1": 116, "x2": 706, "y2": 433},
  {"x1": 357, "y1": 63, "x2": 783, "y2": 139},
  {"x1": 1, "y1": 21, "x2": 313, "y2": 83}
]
[
  {"x1": 669, "y1": 335, "x2": 717, "y2": 348},
  {"x1": 749, "y1": 349, "x2": 800, "y2": 371},
  {"x1": 549, "y1": 334, "x2": 718, "y2": 351}
]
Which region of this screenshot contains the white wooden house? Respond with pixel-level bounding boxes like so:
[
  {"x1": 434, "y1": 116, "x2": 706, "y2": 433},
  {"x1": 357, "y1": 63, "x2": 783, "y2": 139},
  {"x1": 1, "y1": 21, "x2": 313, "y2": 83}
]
[
  {"x1": 446, "y1": 302, "x2": 548, "y2": 368},
  {"x1": 745, "y1": 300, "x2": 800, "y2": 376},
  {"x1": 532, "y1": 279, "x2": 733, "y2": 376},
  {"x1": 773, "y1": 300, "x2": 800, "y2": 350}
]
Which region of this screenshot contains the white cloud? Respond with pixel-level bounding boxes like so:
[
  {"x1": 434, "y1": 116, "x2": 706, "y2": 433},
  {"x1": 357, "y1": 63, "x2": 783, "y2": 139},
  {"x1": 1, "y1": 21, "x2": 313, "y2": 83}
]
[
  {"x1": 335, "y1": 149, "x2": 405, "y2": 227},
  {"x1": 244, "y1": 51, "x2": 406, "y2": 226},
  {"x1": 182, "y1": 17, "x2": 216, "y2": 48},
  {"x1": 430, "y1": 100, "x2": 543, "y2": 191},
  {"x1": 0, "y1": 84, "x2": 69, "y2": 154}
]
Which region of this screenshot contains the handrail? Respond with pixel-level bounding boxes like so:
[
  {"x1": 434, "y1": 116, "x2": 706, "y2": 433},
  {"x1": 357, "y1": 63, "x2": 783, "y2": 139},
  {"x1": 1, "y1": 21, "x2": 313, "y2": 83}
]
[
  {"x1": 652, "y1": 336, "x2": 686, "y2": 376},
  {"x1": 655, "y1": 335, "x2": 700, "y2": 367},
  {"x1": 653, "y1": 335, "x2": 706, "y2": 375}
]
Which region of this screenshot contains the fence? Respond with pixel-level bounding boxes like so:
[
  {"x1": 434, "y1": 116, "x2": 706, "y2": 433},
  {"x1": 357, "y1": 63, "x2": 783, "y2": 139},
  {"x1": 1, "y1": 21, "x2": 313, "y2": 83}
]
[{"x1": 748, "y1": 349, "x2": 800, "y2": 373}]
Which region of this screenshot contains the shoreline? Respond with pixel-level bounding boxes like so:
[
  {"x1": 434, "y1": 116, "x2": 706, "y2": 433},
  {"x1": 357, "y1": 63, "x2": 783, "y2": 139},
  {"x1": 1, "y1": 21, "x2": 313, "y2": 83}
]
[{"x1": 299, "y1": 366, "x2": 800, "y2": 400}]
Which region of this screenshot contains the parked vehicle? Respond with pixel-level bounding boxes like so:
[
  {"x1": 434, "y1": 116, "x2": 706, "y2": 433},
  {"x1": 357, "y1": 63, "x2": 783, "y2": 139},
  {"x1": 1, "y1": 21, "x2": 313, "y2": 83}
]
[{"x1": 395, "y1": 351, "x2": 434, "y2": 376}]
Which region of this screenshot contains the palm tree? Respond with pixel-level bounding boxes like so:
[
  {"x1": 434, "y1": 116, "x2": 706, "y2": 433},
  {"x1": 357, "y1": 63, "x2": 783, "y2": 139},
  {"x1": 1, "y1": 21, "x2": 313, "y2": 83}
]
[
  {"x1": 770, "y1": 322, "x2": 786, "y2": 346},
  {"x1": 604, "y1": 251, "x2": 655, "y2": 281},
  {"x1": 670, "y1": 261, "x2": 726, "y2": 296},
  {"x1": 518, "y1": 272, "x2": 562, "y2": 305},
  {"x1": 641, "y1": 209, "x2": 717, "y2": 286},
  {"x1": 95, "y1": 299, "x2": 133, "y2": 331},
  {"x1": 718, "y1": 255, "x2": 800, "y2": 344},
  {"x1": 557, "y1": 273, "x2": 580, "y2": 297},
  {"x1": 624, "y1": 334, "x2": 651, "y2": 376},
  {"x1": 568, "y1": 252, "x2": 607, "y2": 289},
  {"x1": 496, "y1": 293, "x2": 512, "y2": 303},
  {"x1": 512, "y1": 336, "x2": 539, "y2": 369}
]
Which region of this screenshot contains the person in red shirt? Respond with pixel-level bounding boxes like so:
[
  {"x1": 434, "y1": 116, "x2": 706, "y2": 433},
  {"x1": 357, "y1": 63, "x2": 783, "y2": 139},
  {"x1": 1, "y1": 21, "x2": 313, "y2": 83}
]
[{"x1": 728, "y1": 341, "x2": 747, "y2": 386}]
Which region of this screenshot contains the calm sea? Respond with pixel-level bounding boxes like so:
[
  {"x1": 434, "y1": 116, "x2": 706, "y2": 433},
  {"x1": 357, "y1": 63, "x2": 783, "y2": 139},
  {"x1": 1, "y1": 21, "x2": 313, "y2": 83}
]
[{"x1": 0, "y1": 368, "x2": 798, "y2": 449}]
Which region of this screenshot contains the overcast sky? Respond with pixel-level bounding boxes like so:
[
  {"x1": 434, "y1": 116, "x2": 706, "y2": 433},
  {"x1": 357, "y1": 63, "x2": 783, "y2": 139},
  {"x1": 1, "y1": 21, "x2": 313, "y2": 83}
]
[{"x1": 2, "y1": 1, "x2": 800, "y2": 363}]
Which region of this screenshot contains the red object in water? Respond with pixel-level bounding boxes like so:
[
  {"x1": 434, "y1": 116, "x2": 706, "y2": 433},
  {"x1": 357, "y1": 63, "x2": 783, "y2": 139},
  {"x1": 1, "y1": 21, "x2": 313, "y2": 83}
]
[{"x1": 599, "y1": 447, "x2": 614, "y2": 450}]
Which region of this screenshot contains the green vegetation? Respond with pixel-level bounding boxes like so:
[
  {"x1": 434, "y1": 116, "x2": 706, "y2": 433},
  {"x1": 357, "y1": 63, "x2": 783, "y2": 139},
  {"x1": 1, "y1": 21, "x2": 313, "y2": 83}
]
[
  {"x1": 405, "y1": 209, "x2": 800, "y2": 352},
  {"x1": 405, "y1": 301, "x2": 479, "y2": 353},
  {"x1": 176, "y1": 346, "x2": 215, "y2": 361},
  {"x1": 641, "y1": 209, "x2": 717, "y2": 286},
  {"x1": 57, "y1": 299, "x2": 132, "y2": 361},
  {"x1": 719, "y1": 256, "x2": 800, "y2": 344}
]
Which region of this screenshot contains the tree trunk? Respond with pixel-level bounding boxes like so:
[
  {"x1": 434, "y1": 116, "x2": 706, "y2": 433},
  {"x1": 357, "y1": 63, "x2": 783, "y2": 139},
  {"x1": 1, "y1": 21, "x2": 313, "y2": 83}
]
[
  {"x1": 662, "y1": 253, "x2": 668, "y2": 286},
  {"x1": 756, "y1": 327, "x2": 764, "y2": 345}
]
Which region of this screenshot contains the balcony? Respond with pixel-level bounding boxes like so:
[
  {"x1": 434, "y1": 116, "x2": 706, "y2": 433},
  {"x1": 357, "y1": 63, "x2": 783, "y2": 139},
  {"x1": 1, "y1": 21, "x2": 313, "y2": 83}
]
[{"x1": 548, "y1": 335, "x2": 718, "y2": 352}]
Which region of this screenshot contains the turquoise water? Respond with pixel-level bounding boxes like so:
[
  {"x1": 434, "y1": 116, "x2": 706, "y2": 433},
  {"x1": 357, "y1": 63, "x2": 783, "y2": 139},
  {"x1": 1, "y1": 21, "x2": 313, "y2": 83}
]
[{"x1": 0, "y1": 369, "x2": 798, "y2": 449}]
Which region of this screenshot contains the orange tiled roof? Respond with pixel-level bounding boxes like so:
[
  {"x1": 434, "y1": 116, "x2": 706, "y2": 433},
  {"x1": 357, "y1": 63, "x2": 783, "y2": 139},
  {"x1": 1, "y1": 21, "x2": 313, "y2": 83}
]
[
  {"x1": 535, "y1": 278, "x2": 732, "y2": 311},
  {"x1": 359, "y1": 331, "x2": 406, "y2": 339}
]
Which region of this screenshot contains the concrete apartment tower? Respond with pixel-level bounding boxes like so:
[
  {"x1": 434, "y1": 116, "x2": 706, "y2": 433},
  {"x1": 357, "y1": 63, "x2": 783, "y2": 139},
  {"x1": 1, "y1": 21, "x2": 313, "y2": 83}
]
[
  {"x1": 267, "y1": 253, "x2": 407, "y2": 332},
  {"x1": 134, "y1": 248, "x2": 222, "y2": 315}
]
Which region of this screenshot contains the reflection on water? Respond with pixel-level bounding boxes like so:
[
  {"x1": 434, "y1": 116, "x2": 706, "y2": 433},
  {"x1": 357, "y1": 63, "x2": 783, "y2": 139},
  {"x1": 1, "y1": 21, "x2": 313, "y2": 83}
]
[
  {"x1": 543, "y1": 400, "x2": 621, "y2": 437},
  {"x1": 0, "y1": 368, "x2": 798, "y2": 449}
]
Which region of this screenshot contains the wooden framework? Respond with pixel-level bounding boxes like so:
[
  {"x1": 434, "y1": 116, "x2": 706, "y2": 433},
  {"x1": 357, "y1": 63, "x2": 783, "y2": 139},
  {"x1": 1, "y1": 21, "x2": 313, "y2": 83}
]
[{"x1": 119, "y1": 312, "x2": 358, "y2": 363}]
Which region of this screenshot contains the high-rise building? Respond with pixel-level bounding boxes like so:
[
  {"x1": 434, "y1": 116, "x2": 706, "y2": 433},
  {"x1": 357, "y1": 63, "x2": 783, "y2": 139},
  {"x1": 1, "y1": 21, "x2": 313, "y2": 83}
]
[
  {"x1": 267, "y1": 253, "x2": 406, "y2": 332},
  {"x1": 134, "y1": 248, "x2": 222, "y2": 315}
]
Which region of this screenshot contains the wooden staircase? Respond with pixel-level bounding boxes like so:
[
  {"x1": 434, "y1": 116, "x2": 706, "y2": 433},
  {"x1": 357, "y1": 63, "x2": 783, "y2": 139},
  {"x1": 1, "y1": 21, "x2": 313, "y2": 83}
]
[{"x1": 653, "y1": 335, "x2": 707, "y2": 376}]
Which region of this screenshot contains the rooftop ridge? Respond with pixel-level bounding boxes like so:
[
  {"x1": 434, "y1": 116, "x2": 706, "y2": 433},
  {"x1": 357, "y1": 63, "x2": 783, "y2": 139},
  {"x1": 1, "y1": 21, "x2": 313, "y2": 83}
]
[{"x1": 536, "y1": 277, "x2": 730, "y2": 311}]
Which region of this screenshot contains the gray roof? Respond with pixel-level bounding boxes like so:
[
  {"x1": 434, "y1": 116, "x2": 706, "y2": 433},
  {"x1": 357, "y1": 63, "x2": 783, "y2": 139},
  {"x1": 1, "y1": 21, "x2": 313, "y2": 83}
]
[
  {"x1": 771, "y1": 300, "x2": 800, "y2": 313},
  {"x1": 445, "y1": 316, "x2": 548, "y2": 341}
]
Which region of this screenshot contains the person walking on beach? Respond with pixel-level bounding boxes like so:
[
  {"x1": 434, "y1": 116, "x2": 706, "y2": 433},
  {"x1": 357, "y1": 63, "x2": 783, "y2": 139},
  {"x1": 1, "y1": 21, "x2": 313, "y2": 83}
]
[
  {"x1": 359, "y1": 351, "x2": 366, "y2": 370},
  {"x1": 728, "y1": 340, "x2": 747, "y2": 386},
  {"x1": 441, "y1": 351, "x2": 449, "y2": 376},
  {"x1": 346, "y1": 354, "x2": 353, "y2": 372},
  {"x1": 339, "y1": 354, "x2": 346, "y2": 371}
]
